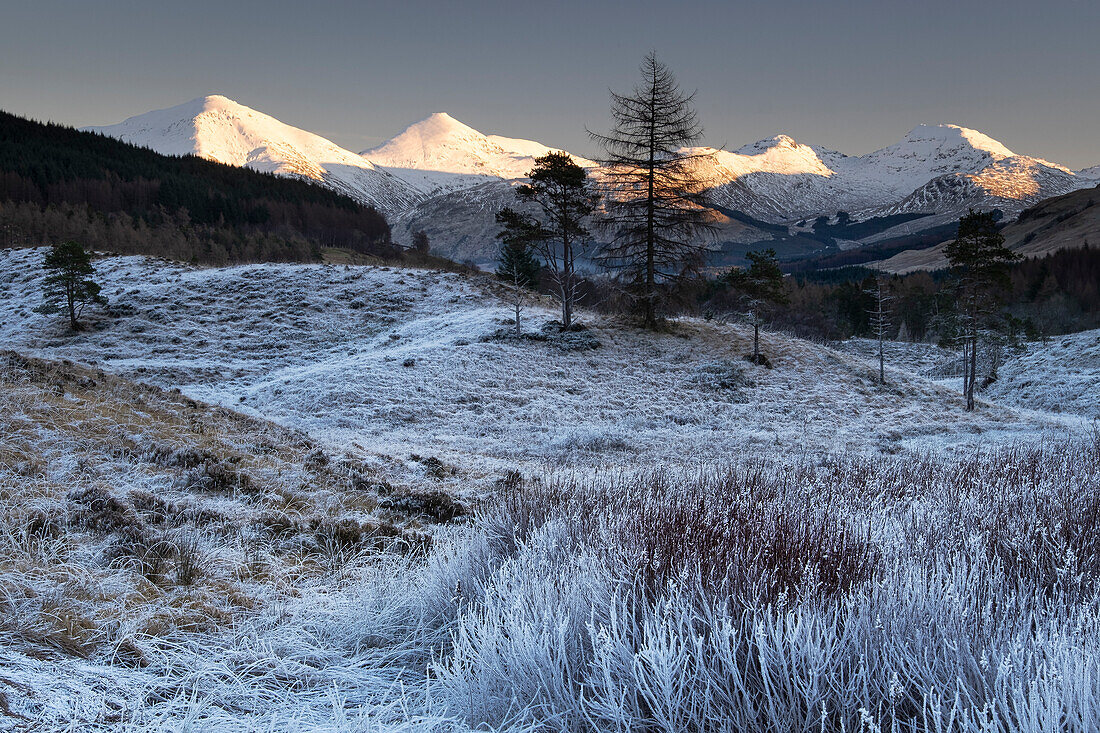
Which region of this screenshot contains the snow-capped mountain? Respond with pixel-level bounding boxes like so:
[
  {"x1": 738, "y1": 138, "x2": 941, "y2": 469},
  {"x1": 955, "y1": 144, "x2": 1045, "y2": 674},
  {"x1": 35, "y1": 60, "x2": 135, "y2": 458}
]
[
  {"x1": 361, "y1": 112, "x2": 594, "y2": 196},
  {"x1": 884, "y1": 155, "x2": 1081, "y2": 217},
  {"x1": 85, "y1": 96, "x2": 1096, "y2": 264},
  {"x1": 690, "y1": 124, "x2": 1089, "y2": 224},
  {"x1": 83, "y1": 95, "x2": 421, "y2": 213}
]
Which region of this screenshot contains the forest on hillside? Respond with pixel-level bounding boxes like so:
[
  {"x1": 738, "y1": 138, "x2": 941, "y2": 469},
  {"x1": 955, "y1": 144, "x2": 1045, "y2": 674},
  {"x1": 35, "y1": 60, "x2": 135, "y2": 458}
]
[
  {"x1": 768, "y1": 245, "x2": 1100, "y2": 342},
  {"x1": 0, "y1": 110, "x2": 395, "y2": 263}
]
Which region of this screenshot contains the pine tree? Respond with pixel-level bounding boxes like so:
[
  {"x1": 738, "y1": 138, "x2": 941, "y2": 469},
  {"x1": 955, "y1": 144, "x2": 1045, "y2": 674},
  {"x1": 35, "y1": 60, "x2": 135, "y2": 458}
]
[
  {"x1": 507, "y1": 152, "x2": 599, "y2": 330},
  {"x1": 495, "y1": 208, "x2": 545, "y2": 336},
  {"x1": 589, "y1": 53, "x2": 716, "y2": 329},
  {"x1": 37, "y1": 240, "x2": 106, "y2": 330},
  {"x1": 411, "y1": 230, "x2": 430, "y2": 254},
  {"x1": 496, "y1": 220, "x2": 542, "y2": 289},
  {"x1": 725, "y1": 248, "x2": 787, "y2": 365},
  {"x1": 944, "y1": 210, "x2": 1020, "y2": 411}
]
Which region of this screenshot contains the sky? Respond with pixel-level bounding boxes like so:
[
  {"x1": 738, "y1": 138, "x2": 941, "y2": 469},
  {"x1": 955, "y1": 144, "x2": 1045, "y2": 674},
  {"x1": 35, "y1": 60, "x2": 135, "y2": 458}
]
[{"x1": 2, "y1": 0, "x2": 1098, "y2": 167}]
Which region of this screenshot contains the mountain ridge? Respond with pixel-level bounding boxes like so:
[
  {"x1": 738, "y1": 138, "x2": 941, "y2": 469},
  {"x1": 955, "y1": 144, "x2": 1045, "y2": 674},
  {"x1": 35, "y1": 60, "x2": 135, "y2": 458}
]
[
  {"x1": 361, "y1": 112, "x2": 595, "y2": 196},
  {"x1": 83, "y1": 95, "x2": 422, "y2": 214},
  {"x1": 84, "y1": 96, "x2": 1098, "y2": 265}
]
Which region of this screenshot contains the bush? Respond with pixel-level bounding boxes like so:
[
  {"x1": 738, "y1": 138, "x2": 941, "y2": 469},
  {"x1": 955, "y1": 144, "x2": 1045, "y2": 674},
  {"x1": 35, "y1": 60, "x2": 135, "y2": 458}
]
[{"x1": 414, "y1": 440, "x2": 1100, "y2": 731}]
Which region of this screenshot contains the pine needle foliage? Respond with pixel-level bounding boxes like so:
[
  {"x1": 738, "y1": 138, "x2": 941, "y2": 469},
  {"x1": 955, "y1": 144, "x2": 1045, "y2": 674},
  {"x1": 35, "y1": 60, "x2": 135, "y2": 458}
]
[{"x1": 36, "y1": 240, "x2": 106, "y2": 330}]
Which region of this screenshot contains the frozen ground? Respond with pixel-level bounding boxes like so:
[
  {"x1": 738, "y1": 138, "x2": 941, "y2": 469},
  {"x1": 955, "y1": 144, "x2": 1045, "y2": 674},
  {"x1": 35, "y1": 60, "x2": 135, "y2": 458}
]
[
  {"x1": 3, "y1": 247, "x2": 1100, "y2": 731},
  {"x1": 985, "y1": 328, "x2": 1100, "y2": 420},
  {"x1": 0, "y1": 248, "x2": 1087, "y2": 477},
  {"x1": 0, "y1": 351, "x2": 470, "y2": 730}
]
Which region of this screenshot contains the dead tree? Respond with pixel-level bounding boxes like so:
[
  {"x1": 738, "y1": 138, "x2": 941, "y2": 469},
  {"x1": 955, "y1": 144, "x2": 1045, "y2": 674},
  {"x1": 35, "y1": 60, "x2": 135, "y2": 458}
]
[{"x1": 865, "y1": 278, "x2": 894, "y2": 384}]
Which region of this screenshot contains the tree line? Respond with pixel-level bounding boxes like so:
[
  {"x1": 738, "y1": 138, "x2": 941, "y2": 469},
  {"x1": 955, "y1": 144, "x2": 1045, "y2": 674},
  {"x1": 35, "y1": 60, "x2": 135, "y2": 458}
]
[{"x1": 0, "y1": 109, "x2": 395, "y2": 263}]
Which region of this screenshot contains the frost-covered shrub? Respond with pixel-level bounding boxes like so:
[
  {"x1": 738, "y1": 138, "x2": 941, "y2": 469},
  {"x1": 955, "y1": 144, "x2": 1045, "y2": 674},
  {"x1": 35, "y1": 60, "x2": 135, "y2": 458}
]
[
  {"x1": 420, "y1": 440, "x2": 1100, "y2": 732},
  {"x1": 690, "y1": 359, "x2": 755, "y2": 395},
  {"x1": 549, "y1": 426, "x2": 632, "y2": 454}
]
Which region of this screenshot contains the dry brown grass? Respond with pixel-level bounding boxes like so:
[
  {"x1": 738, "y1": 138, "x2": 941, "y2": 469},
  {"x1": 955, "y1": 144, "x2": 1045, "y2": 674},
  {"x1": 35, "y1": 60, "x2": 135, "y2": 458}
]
[{"x1": 0, "y1": 351, "x2": 458, "y2": 663}]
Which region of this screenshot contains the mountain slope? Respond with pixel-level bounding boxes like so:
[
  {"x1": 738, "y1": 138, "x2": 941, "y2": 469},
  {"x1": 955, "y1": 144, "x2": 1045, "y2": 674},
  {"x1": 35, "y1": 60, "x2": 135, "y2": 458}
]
[
  {"x1": 362, "y1": 112, "x2": 594, "y2": 196},
  {"x1": 85, "y1": 95, "x2": 421, "y2": 214},
  {"x1": 869, "y1": 183, "x2": 1100, "y2": 273},
  {"x1": 0, "y1": 109, "x2": 394, "y2": 263},
  {"x1": 83, "y1": 97, "x2": 1096, "y2": 263},
  {"x1": 692, "y1": 125, "x2": 1087, "y2": 225}
]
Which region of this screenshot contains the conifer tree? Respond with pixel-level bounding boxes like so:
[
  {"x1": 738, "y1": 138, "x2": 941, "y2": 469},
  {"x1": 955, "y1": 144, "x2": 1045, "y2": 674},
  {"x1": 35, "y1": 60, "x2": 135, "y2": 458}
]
[
  {"x1": 725, "y1": 248, "x2": 787, "y2": 365},
  {"x1": 411, "y1": 230, "x2": 430, "y2": 254},
  {"x1": 944, "y1": 209, "x2": 1020, "y2": 411},
  {"x1": 589, "y1": 53, "x2": 716, "y2": 328},
  {"x1": 504, "y1": 152, "x2": 598, "y2": 330},
  {"x1": 495, "y1": 208, "x2": 546, "y2": 336},
  {"x1": 37, "y1": 240, "x2": 106, "y2": 330},
  {"x1": 495, "y1": 209, "x2": 542, "y2": 289}
]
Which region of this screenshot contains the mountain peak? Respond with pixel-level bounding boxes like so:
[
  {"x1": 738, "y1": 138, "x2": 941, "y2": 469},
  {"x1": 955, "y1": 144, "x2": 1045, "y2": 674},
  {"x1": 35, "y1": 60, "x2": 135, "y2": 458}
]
[
  {"x1": 898, "y1": 123, "x2": 1015, "y2": 158},
  {"x1": 361, "y1": 114, "x2": 592, "y2": 194},
  {"x1": 364, "y1": 113, "x2": 484, "y2": 157},
  {"x1": 736, "y1": 134, "x2": 803, "y2": 155},
  {"x1": 83, "y1": 95, "x2": 420, "y2": 213}
]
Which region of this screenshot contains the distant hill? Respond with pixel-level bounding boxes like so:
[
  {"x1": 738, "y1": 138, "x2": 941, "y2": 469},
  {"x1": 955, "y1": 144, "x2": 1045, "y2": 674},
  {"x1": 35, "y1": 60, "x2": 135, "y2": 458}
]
[
  {"x1": 0, "y1": 110, "x2": 395, "y2": 264},
  {"x1": 870, "y1": 184, "x2": 1100, "y2": 274}
]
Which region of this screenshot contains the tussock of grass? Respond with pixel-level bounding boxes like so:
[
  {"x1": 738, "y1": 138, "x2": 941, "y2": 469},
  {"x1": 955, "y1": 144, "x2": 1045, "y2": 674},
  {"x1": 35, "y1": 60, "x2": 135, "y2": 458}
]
[{"x1": 0, "y1": 352, "x2": 446, "y2": 674}]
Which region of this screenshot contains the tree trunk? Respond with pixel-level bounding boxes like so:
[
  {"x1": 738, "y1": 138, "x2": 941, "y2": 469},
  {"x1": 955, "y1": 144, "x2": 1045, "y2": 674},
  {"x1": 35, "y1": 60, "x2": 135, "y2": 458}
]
[
  {"x1": 562, "y1": 221, "x2": 573, "y2": 330},
  {"x1": 966, "y1": 334, "x2": 977, "y2": 411},
  {"x1": 753, "y1": 324, "x2": 760, "y2": 362},
  {"x1": 879, "y1": 334, "x2": 885, "y2": 385},
  {"x1": 644, "y1": 75, "x2": 657, "y2": 330},
  {"x1": 66, "y1": 283, "x2": 79, "y2": 331},
  {"x1": 961, "y1": 339, "x2": 969, "y2": 397}
]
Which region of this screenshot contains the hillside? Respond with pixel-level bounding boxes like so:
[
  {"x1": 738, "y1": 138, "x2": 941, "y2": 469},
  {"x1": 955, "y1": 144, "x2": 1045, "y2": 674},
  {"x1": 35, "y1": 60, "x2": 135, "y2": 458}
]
[
  {"x1": 0, "y1": 248, "x2": 1082, "y2": 469},
  {"x1": 0, "y1": 349, "x2": 468, "y2": 727},
  {"x1": 84, "y1": 97, "x2": 1100, "y2": 267},
  {"x1": 0, "y1": 110, "x2": 394, "y2": 263},
  {"x1": 871, "y1": 183, "x2": 1100, "y2": 273},
  {"x1": 83, "y1": 95, "x2": 420, "y2": 213},
  {"x1": 3, "y1": 249, "x2": 1098, "y2": 729},
  {"x1": 985, "y1": 327, "x2": 1100, "y2": 419}
]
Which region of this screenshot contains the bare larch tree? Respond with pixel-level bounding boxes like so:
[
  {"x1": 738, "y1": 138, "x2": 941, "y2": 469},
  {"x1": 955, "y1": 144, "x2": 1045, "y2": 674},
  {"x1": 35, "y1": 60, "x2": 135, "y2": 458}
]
[{"x1": 589, "y1": 53, "x2": 716, "y2": 329}]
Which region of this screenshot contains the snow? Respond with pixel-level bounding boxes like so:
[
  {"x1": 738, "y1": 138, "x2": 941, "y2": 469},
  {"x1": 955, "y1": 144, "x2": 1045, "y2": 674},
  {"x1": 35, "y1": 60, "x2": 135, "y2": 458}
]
[
  {"x1": 1078, "y1": 164, "x2": 1100, "y2": 181},
  {"x1": 696, "y1": 123, "x2": 1092, "y2": 224},
  {"x1": 361, "y1": 112, "x2": 595, "y2": 197},
  {"x1": 85, "y1": 98, "x2": 1098, "y2": 262},
  {"x1": 83, "y1": 95, "x2": 421, "y2": 214}
]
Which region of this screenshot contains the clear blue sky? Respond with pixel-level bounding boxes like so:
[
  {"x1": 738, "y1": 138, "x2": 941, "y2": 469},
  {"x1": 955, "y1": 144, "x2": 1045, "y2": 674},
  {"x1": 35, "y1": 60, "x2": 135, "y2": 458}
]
[{"x1": 2, "y1": 0, "x2": 1098, "y2": 167}]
